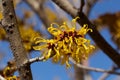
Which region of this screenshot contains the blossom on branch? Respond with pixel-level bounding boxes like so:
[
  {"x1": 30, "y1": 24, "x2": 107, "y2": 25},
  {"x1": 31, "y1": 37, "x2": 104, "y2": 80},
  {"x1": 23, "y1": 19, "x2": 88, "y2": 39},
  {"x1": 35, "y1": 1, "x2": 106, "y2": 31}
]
[{"x1": 33, "y1": 17, "x2": 95, "y2": 68}]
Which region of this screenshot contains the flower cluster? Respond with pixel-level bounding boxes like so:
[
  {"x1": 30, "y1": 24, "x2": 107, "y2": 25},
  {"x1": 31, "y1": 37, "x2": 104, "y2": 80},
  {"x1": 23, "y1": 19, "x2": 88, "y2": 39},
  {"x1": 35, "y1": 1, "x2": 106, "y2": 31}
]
[
  {"x1": 33, "y1": 17, "x2": 95, "y2": 68},
  {"x1": 3, "y1": 66, "x2": 17, "y2": 80},
  {"x1": 0, "y1": 60, "x2": 21, "y2": 80},
  {"x1": 19, "y1": 26, "x2": 40, "y2": 51}
]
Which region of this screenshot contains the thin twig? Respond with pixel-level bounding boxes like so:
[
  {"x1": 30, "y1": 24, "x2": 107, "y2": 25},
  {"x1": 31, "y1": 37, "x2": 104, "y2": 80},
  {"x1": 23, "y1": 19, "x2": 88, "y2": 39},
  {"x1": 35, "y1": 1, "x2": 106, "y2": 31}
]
[
  {"x1": 98, "y1": 66, "x2": 117, "y2": 80},
  {"x1": 69, "y1": 58, "x2": 120, "y2": 75},
  {"x1": 99, "y1": 73, "x2": 109, "y2": 80},
  {"x1": 52, "y1": 0, "x2": 120, "y2": 67},
  {"x1": 8, "y1": 56, "x2": 45, "y2": 72},
  {"x1": 26, "y1": 56, "x2": 120, "y2": 75},
  {"x1": 28, "y1": 56, "x2": 45, "y2": 64}
]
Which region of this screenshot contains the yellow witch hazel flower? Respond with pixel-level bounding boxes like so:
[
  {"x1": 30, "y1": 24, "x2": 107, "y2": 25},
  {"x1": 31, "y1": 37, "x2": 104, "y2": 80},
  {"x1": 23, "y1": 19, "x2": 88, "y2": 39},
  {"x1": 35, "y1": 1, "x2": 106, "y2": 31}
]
[
  {"x1": 33, "y1": 17, "x2": 95, "y2": 68},
  {"x1": 3, "y1": 66, "x2": 17, "y2": 80},
  {"x1": 19, "y1": 26, "x2": 41, "y2": 51}
]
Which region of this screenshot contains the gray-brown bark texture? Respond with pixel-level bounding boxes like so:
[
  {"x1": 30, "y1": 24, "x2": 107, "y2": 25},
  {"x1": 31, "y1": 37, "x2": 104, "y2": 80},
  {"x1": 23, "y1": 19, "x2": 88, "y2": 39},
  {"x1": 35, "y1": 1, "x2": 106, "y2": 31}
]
[{"x1": 1, "y1": 0, "x2": 33, "y2": 80}]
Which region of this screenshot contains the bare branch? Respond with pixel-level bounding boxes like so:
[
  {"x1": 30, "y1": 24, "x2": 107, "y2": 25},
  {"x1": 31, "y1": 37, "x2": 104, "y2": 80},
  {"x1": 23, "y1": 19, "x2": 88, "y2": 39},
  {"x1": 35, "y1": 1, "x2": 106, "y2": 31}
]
[
  {"x1": 1, "y1": 0, "x2": 32, "y2": 79},
  {"x1": 70, "y1": 58, "x2": 120, "y2": 75},
  {"x1": 98, "y1": 66, "x2": 117, "y2": 80},
  {"x1": 52, "y1": 0, "x2": 120, "y2": 67},
  {"x1": 26, "y1": 56, "x2": 120, "y2": 75},
  {"x1": 28, "y1": 56, "x2": 45, "y2": 64},
  {"x1": 99, "y1": 73, "x2": 109, "y2": 80}
]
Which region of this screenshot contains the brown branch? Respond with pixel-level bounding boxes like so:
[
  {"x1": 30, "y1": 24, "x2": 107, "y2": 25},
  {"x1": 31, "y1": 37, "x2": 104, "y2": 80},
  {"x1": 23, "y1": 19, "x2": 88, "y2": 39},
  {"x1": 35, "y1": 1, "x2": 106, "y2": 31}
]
[
  {"x1": 1, "y1": 0, "x2": 33, "y2": 80},
  {"x1": 52, "y1": 0, "x2": 120, "y2": 67},
  {"x1": 80, "y1": 0, "x2": 85, "y2": 12}
]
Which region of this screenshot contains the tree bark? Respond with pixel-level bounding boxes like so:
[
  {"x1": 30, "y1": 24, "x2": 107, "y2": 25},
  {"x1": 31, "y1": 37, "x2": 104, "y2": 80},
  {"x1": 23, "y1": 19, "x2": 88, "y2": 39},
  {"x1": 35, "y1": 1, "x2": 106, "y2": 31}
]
[{"x1": 1, "y1": 0, "x2": 33, "y2": 80}]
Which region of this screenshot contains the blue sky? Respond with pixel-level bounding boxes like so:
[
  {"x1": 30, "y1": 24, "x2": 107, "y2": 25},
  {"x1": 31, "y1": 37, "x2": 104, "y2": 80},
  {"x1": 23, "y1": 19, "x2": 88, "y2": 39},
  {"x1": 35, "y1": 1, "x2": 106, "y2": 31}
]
[{"x1": 0, "y1": 0, "x2": 120, "y2": 80}]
